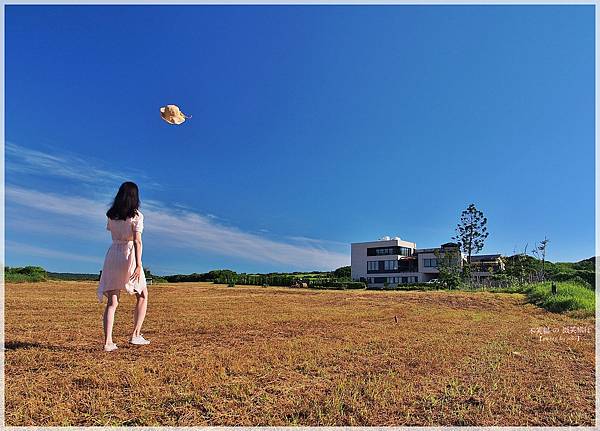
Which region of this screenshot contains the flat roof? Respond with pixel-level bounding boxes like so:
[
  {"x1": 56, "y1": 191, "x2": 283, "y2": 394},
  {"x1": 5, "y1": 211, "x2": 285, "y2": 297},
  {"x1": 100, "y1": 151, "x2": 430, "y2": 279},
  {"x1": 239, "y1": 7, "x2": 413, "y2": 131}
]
[{"x1": 351, "y1": 239, "x2": 415, "y2": 245}]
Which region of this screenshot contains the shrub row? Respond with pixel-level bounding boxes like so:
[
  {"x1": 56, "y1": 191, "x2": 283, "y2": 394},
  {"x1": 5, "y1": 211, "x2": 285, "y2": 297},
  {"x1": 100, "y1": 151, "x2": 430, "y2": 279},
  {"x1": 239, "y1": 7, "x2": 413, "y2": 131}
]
[
  {"x1": 5, "y1": 266, "x2": 48, "y2": 283},
  {"x1": 218, "y1": 276, "x2": 365, "y2": 290},
  {"x1": 47, "y1": 272, "x2": 99, "y2": 281},
  {"x1": 308, "y1": 281, "x2": 365, "y2": 289},
  {"x1": 214, "y1": 274, "x2": 297, "y2": 287},
  {"x1": 366, "y1": 282, "x2": 437, "y2": 291}
]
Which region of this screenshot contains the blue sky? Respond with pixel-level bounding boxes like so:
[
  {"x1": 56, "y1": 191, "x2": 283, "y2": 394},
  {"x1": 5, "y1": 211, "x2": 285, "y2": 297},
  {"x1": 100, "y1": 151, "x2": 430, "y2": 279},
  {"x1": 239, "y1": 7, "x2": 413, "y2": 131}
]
[{"x1": 5, "y1": 5, "x2": 595, "y2": 275}]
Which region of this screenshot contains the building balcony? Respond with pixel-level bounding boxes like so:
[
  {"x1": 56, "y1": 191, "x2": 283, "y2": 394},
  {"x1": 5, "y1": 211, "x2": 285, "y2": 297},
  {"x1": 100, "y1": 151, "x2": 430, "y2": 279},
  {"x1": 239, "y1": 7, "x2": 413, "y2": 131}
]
[{"x1": 367, "y1": 268, "x2": 421, "y2": 274}]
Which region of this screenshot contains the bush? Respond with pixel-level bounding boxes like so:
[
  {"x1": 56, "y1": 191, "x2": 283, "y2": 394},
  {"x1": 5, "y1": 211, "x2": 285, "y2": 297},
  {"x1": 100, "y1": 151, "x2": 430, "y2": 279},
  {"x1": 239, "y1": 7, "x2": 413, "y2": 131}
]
[
  {"x1": 345, "y1": 282, "x2": 366, "y2": 289},
  {"x1": 333, "y1": 266, "x2": 351, "y2": 279},
  {"x1": 525, "y1": 282, "x2": 595, "y2": 316},
  {"x1": 550, "y1": 271, "x2": 594, "y2": 287},
  {"x1": 366, "y1": 283, "x2": 436, "y2": 291},
  {"x1": 214, "y1": 274, "x2": 297, "y2": 287},
  {"x1": 569, "y1": 275, "x2": 592, "y2": 288},
  {"x1": 5, "y1": 266, "x2": 47, "y2": 283},
  {"x1": 307, "y1": 279, "x2": 366, "y2": 290},
  {"x1": 227, "y1": 282, "x2": 235, "y2": 288},
  {"x1": 152, "y1": 277, "x2": 169, "y2": 284},
  {"x1": 164, "y1": 272, "x2": 209, "y2": 283}
]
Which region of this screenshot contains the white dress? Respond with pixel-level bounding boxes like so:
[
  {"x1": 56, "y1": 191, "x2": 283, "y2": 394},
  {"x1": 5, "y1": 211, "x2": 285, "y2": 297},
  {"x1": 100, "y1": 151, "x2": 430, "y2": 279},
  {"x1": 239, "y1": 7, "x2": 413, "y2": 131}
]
[{"x1": 97, "y1": 211, "x2": 147, "y2": 303}]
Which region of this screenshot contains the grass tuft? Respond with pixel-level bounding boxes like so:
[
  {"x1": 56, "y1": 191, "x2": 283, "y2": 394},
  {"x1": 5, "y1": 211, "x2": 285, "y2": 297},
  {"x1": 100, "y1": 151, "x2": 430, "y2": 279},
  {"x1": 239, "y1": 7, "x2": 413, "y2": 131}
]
[{"x1": 524, "y1": 282, "x2": 595, "y2": 317}]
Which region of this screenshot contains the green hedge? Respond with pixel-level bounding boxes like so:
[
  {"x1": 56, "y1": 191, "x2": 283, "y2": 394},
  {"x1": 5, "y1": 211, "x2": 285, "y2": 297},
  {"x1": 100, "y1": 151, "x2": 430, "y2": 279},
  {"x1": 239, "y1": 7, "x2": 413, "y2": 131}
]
[
  {"x1": 366, "y1": 283, "x2": 436, "y2": 291},
  {"x1": 211, "y1": 276, "x2": 366, "y2": 290},
  {"x1": 48, "y1": 272, "x2": 99, "y2": 281},
  {"x1": 212, "y1": 275, "x2": 365, "y2": 289},
  {"x1": 525, "y1": 281, "x2": 595, "y2": 316},
  {"x1": 214, "y1": 274, "x2": 297, "y2": 286},
  {"x1": 308, "y1": 281, "x2": 365, "y2": 289},
  {"x1": 5, "y1": 266, "x2": 48, "y2": 283},
  {"x1": 151, "y1": 277, "x2": 169, "y2": 284}
]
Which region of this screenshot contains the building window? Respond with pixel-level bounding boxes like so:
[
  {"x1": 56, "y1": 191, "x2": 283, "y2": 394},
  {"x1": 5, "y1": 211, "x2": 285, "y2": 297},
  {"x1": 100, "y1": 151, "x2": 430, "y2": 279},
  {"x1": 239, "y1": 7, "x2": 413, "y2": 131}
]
[
  {"x1": 385, "y1": 275, "x2": 418, "y2": 284},
  {"x1": 399, "y1": 247, "x2": 412, "y2": 256},
  {"x1": 384, "y1": 260, "x2": 398, "y2": 271},
  {"x1": 367, "y1": 261, "x2": 378, "y2": 271},
  {"x1": 368, "y1": 246, "x2": 414, "y2": 256},
  {"x1": 424, "y1": 258, "x2": 438, "y2": 268}
]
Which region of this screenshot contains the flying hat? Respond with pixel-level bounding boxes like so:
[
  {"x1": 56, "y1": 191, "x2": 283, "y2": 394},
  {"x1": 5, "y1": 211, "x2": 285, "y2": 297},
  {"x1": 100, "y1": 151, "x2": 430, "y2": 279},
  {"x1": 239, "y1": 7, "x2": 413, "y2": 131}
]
[{"x1": 160, "y1": 104, "x2": 191, "y2": 125}]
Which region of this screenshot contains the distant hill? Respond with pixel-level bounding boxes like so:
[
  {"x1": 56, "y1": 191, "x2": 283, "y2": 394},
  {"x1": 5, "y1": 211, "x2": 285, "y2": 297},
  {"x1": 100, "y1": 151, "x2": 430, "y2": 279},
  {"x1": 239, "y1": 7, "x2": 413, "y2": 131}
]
[
  {"x1": 503, "y1": 255, "x2": 596, "y2": 286},
  {"x1": 47, "y1": 272, "x2": 99, "y2": 281}
]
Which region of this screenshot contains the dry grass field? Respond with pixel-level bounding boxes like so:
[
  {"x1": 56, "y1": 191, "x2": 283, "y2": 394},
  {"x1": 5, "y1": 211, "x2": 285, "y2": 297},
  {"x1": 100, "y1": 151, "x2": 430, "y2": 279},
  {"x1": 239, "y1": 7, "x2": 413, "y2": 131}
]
[{"x1": 4, "y1": 280, "x2": 595, "y2": 426}]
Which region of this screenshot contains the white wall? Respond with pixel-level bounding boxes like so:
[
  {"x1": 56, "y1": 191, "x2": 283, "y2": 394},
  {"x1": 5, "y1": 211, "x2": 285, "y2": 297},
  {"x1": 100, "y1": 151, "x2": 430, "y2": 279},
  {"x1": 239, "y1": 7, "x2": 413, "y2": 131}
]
[
  {"x1": 417, "y1": 252, "x2": 440, "y2": 274},
  {"x1": 351, "y1": 238, "x2": 417, "y2": 281}
]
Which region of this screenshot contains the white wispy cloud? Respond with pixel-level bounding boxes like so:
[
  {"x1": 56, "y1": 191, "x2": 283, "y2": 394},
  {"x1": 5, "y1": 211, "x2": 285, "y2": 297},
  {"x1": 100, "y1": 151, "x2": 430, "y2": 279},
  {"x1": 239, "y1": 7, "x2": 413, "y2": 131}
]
[
  {"x1": 5, "y1": 141, "x2": 162, "y2": 190},
  {"x1": 6, "y1": 240, "x2": 103, "y2": 264},
  {"x1": 6, "y1": 138, "x2": 350, "y2": 274},
  {"x1": 7, "y1": 184, "x2": 349, "y2": 270},
  {"x1": 6, "y1": 185, "x2": 108, "y2": 220},
  {"x1": 143, "y1": 206, "x2": 349, "y2": 269}
]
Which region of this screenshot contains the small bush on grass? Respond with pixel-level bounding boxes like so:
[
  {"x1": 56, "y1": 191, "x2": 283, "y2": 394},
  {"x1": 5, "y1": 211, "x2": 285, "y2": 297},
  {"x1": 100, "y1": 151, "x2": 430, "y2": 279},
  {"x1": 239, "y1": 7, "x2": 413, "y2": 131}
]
[
  {"x1": 307, "y1": 279, "x2": 366, "y2": 290},
  {"x1": 152, "y1": 277, "x2": 169, "y2": 284},
  {"x1": 525, "y1": 282, "x2": 595, "y2": 316},
  {"x1": 5, "y1": 266, "x2": 47, "y2": 283},
  {"x1": 366, "y1": 283, "x2": 437, "y2": 291},
  {"x1": 307, "y1": 280, "x2": 366, "y2": 290}
]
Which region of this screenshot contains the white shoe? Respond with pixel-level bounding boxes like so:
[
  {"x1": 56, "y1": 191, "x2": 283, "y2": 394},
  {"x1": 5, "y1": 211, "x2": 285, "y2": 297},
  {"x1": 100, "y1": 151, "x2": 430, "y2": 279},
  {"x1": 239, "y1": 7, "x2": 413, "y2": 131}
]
[
  {"x1": 104, "y1": 343, "x2": 118, "y2": 352},
  {"x1": 129, "y1": 334, "x2": 150, "y2": 345}
]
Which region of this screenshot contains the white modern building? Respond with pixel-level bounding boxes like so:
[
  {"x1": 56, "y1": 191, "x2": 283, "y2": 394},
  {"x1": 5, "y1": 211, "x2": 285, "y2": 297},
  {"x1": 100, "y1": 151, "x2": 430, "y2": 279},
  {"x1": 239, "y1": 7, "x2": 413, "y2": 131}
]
[{"x1": 351, "y1": 236, "x2": 503, "y2": 287}]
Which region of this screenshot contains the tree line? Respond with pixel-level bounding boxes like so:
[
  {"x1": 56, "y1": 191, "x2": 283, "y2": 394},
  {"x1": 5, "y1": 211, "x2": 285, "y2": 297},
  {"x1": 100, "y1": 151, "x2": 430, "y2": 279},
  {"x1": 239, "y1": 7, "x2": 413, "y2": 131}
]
[{"x1": 434, "y1": 203, "x2": 593, "y2": 289}]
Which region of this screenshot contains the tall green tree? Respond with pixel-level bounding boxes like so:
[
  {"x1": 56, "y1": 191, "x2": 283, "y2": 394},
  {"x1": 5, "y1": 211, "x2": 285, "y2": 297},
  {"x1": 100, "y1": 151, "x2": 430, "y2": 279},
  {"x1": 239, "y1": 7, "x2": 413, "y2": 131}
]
[
  {"x1": 532, "y1": 236, "x2": 550, "y2": 281},
  {"x1": 452, "y1": 203, "x2": 489, "y2": 267},
  {"x1": 333, "y1": 266, "x2": 351, "y2": 279},
  {"x1": 433, "y1": 248, "x2": 462, "y2": 289}
]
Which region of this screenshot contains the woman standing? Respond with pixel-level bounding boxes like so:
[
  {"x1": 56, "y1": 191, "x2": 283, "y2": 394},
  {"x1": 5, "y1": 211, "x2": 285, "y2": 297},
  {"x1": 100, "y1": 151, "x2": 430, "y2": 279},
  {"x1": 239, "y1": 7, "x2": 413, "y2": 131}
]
[{"x1": 98, "y1": 181, "x2": 150, "y2": 352}]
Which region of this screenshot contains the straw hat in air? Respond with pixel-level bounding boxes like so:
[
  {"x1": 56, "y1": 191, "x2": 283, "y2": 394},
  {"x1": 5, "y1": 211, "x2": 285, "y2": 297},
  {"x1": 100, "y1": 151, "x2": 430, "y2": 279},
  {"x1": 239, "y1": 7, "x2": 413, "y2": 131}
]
[{"x1": 160, "y1": 104, "x2": 191, "y2": 125}]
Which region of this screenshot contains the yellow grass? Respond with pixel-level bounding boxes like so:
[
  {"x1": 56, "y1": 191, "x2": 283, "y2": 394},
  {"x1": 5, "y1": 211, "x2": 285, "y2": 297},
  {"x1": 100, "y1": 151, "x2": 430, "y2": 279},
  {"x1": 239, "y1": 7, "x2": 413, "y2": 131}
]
[{"x1": 4, "y1": 281, "x2": 595, "y2": 426}]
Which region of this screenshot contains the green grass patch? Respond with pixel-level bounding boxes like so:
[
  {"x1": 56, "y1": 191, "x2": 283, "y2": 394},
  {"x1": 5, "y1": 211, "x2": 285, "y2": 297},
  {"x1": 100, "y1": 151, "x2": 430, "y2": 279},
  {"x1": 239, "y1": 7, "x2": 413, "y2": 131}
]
[
  {"x1": 5, "y1": 266, "x2": 48, "y2": 283},
  {"x1": 524, "y1": 282, "x2": 595, "y2": 316},
  {"x1": 5, "y1": 273, "x2": 47, "y2": 283}
]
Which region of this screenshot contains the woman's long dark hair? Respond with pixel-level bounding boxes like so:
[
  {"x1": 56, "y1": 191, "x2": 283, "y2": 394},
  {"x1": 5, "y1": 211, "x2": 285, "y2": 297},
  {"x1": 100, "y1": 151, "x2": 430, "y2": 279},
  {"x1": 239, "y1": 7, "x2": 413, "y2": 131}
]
[{"x1": 106, "y1": 181, "x2": 140, "y2": 220}]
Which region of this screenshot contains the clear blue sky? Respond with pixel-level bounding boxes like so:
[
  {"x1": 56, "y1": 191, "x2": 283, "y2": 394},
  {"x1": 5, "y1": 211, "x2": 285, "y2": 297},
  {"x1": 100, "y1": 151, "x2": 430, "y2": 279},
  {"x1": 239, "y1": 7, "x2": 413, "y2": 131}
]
[{"x1": 5, "y1": 5, "x2": 595, "y2": 275}]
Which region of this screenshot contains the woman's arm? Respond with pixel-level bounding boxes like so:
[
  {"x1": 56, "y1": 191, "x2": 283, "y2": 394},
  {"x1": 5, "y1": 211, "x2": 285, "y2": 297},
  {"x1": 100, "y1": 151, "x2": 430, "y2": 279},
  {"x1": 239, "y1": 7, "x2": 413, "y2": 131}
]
[{"x1": 131, "y1": 230, "x2": 143, "y2": 282}]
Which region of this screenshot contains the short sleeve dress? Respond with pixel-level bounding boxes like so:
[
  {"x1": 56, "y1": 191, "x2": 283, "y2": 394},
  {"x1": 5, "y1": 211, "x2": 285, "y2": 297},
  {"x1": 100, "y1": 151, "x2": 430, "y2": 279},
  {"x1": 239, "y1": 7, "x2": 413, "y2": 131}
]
[{"x1": 97, "y1": 210, "x2": 147, "y2": 303}]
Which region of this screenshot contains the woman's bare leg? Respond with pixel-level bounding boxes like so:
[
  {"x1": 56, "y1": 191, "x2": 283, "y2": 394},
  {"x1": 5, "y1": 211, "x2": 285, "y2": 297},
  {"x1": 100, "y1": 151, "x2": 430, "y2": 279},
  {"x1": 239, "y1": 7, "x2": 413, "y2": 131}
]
[
  {"x1": 132, "y1": 286, "x2": 148, "y2": 338},
  {"x1": 102, "y1": 291, "x2": 120, "y2": 346}
]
